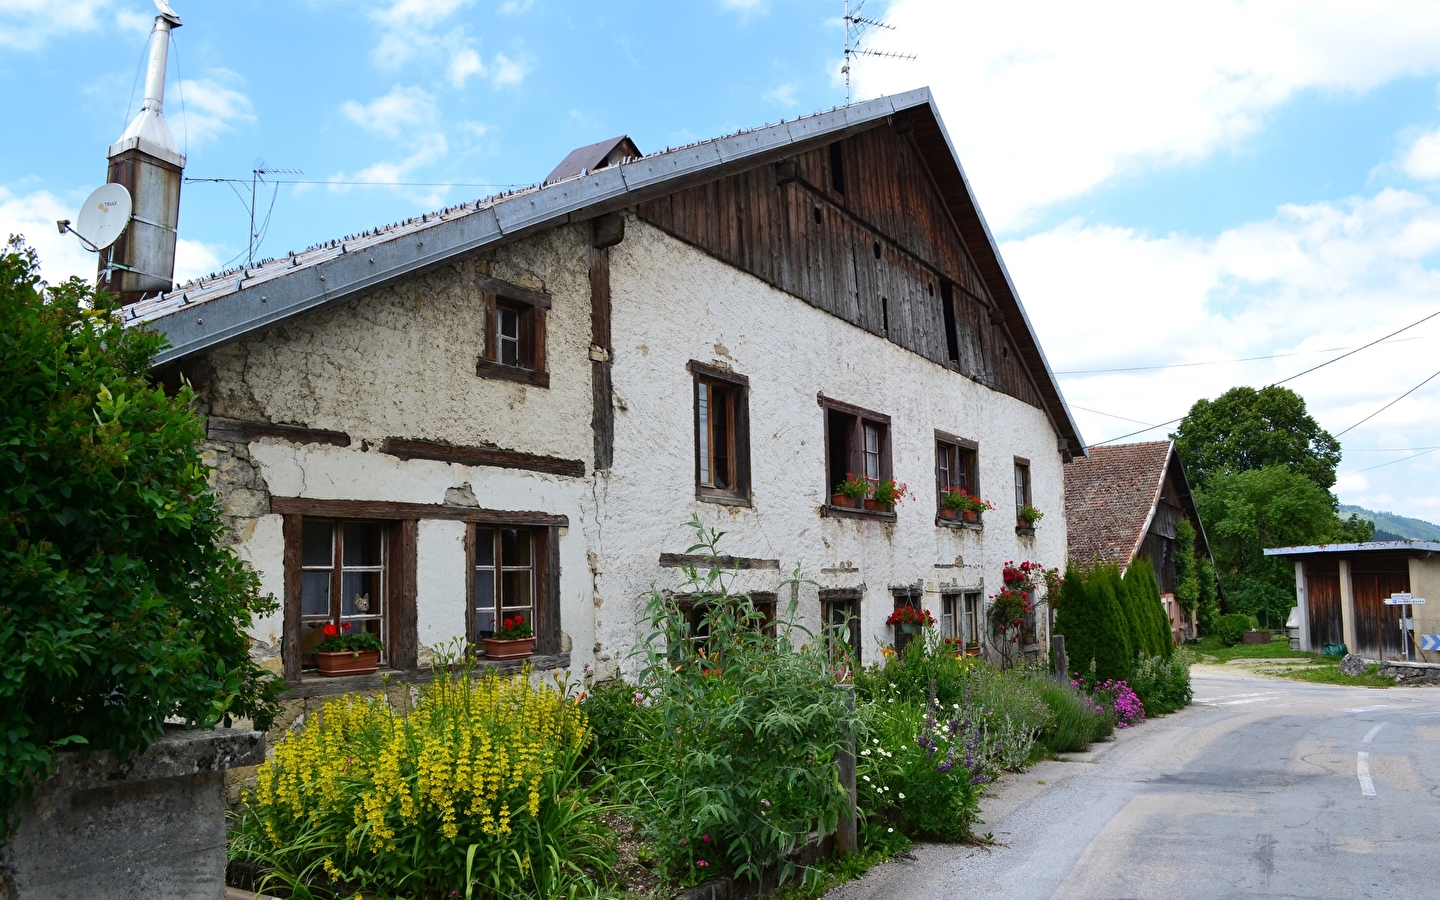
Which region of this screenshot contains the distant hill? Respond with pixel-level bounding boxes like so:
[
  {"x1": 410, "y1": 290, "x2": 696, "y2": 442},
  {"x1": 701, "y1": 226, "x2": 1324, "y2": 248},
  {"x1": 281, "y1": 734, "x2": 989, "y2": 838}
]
[{"x1": 1339, "y1": 504, "x2": 1440, "y2": 541}]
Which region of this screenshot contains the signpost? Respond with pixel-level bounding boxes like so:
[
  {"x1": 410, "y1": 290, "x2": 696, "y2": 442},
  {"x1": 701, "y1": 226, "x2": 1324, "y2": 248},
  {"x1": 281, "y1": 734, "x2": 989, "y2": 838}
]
[{"x1": 1386, "y1": 593, "x2": 1427, "y2": 661}]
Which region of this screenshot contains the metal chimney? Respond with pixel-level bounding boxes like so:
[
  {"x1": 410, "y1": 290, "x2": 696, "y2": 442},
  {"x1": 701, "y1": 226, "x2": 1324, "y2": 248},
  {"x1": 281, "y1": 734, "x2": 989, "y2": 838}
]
[{"x1": 99, "y1": 3, "x2": 185, "y2": 303}]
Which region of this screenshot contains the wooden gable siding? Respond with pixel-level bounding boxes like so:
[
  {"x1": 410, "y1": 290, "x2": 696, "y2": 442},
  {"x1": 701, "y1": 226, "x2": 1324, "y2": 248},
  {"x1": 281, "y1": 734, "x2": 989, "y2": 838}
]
[{"x1": 636, "y1": 124, "x2": 1045, "y2": 410}]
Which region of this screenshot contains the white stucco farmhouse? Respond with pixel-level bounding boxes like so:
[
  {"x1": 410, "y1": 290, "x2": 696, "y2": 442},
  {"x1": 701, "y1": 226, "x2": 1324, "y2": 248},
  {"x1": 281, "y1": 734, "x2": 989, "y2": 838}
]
[{"x1": 129, "y1": 89, "x2": 1085, "y2": 694}]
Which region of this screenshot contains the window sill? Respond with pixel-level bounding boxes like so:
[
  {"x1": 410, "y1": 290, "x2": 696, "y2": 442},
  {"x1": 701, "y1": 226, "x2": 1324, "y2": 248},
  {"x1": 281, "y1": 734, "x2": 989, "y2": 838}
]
[
  {"x1": 821, "y1": 503, "x2": 897, "y2": 522},
  {"x1": 935, "y1": 516, "x2": 983, "y2": 532},
  {"x1": 1016, "y1": 526, "x2": 1037, "y2": 537},
  {"x1": 475, "y1": 357, "x2": 550, "y2": 388},
  {"x1": 697, "y1": 489, "x2": 753, "y2": 508},
  {"x1": 280, "y1": 651, "x2": 571, "y2": 699}
]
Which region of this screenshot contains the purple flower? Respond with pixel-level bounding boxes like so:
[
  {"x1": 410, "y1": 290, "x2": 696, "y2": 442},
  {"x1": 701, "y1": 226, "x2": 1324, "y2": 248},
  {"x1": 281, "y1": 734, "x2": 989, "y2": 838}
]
[
  {"x1": 938, "y1": 759, "x2": 954, "y2": 773},
  {"x1": 970, "y1": 775, "x2": 992, "y2": 785}
]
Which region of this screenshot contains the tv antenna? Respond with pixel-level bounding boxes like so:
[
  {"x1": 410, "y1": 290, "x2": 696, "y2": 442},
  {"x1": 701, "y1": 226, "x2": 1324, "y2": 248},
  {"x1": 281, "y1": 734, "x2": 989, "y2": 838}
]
[
  {"x1": 842, "y1": 0, "x2": 916, "y2": 104},
  {"x1": 245, "y1": 159, "x2": 302, "y2": 267}
]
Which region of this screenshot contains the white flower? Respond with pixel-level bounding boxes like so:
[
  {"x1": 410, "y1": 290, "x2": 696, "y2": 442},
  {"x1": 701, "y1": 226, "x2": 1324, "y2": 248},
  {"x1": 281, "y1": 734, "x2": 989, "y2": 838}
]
[
  {"x1": 873, "y1": 738, "x2": 880, "y2": 744},
  {"x1": 898, "y1": 792, "x2": 906, "y2": 799},
  {"x1": 861, "y1": 749, "x2": 871, "y2": 756},
  {"x1": 862, "y1": 775, "x2": 871, "y2": 782},
  {"x1": 887, "y1": 827, "x2": 895, "y2": 833}
]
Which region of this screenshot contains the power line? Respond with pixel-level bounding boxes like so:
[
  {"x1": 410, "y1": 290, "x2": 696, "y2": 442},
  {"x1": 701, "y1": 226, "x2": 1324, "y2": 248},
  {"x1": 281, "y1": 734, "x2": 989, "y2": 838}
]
[
  {"x1": 1338, "y1": 447, "x2": 1440, "y2": 477},
  {"x1": 1067, "y1": 404, "x2": 1162, "y2": 427},
  {"x1": 1053, "y1": 334, "x2": 1430, "y2": 376},
  {"x1": 1271, "y1": 308, "x2": 1440, "y2": 387},
  {"x1": 1333, "y1": 367, "x2": 1440, "y2": 437}
]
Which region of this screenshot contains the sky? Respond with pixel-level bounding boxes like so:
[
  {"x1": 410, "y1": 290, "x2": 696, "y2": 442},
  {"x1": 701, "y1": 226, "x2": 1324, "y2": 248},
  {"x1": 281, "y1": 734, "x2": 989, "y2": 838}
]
[{"x1": 5, "y1": 0, "x2": 1440, "y2": 523}]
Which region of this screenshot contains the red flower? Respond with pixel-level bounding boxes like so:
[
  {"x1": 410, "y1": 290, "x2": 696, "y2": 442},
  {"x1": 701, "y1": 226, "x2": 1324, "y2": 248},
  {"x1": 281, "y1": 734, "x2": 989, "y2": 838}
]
[
  {"x1": 343, "y1": 621, "x2": 353, "y2": 631},
  {"x1": 322, "y1": 623, "x2": 338, "y2": 638},
  {"x1": 513, "y1": 615, "x2": 524, "y2": 625},
  {"x1": 503, "y1": 618, "x2": 515, "y2": 630}
]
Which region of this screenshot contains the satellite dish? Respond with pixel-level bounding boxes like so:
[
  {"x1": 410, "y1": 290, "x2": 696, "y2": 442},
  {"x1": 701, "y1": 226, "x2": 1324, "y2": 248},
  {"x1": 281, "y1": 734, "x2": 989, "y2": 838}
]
[{"x1": 73, "y1": 183, "x2": 132, "y2": 251}]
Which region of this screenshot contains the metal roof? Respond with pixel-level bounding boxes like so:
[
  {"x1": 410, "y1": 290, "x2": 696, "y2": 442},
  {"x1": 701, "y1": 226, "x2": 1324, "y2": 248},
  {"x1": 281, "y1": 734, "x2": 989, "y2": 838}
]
[
  {"x1": 1264, "y1": 541, "x2": 1440, "y2": 557},
  {"x1": 127, "y1": 87, "x2": 1084, "y2": 450},
  {"x1": 544, "y1": 135, "x2": 641, "y2": 184}
]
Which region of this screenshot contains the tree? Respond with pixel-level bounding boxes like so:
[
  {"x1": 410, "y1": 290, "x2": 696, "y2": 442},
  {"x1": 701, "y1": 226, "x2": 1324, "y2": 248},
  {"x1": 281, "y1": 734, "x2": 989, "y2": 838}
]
[
  {"x1": 0, "y1": 240, "x2": 281, "y2": 828},
  {"x1": 1195, "y1": 466, "x2": 1373, "y2": 628},
  {"x1": 1122, "y1": 559, "x2": 1173, "y2": 660},
  {"x1": 1173, "y1": 518, "x2": 1201, "y2": 616},
  {"x1": 1055, "y1": 563, "x2": 1134, "y2": 683},
  {"x1": 1174, "y1": 386, "x2": 1342, "y2": 490}
]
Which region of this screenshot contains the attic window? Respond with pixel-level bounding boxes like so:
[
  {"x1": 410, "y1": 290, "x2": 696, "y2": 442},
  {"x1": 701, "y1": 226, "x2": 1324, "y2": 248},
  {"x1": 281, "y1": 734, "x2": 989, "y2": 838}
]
[
  {"x1": 475, "y1": 274, "x2": 550, "y2": 388},
  {"x1": 829, "y1": 141, "x2": 846, "y2": 195}
]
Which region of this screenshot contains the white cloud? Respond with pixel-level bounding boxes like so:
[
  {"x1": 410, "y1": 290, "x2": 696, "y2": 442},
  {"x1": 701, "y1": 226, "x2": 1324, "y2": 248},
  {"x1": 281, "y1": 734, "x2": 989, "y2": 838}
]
[
  {"x1": 0, "y1": 185, "x2": 100, "y2": 283},
  {"x1": 370, "y1": 0, "x2": 474, "y2": 29},
  {"x1": 1, "y1": 184, "x2": 226, "y2": 289},
  {"x1": 448, "y1": 46, "x2": 484, "y2": 87},
  {"x1": 341, "y1": 84, "x2": 438, "y2": 138},
  {"x1": 327, "y1": 132, "x2": 450, "y2": 207},
  {"x1": 498, "y1": 0, "x2": 533, "y2": 13},
  {"x1": 1005, "y1": 188, "x2": 1440, "y2": 517},
  {"x1": 0, "y1": 0, "x2": 108, "y2": 50},
  {"x1": 487, "y1": 52, "x2": 527, "y2": 89},
  {"x1": 1402, "y1": 127, "x2": 1440, "y2": 180},
  {"x1": 763, "y1": 83, "x2": 798, "y2": 107},
  {"x1": 856, "y1": 0, "x2": 1440, "y2": 231},
  {"x1": 174, "y1": 73, "x2": 257, "y2": 145}
]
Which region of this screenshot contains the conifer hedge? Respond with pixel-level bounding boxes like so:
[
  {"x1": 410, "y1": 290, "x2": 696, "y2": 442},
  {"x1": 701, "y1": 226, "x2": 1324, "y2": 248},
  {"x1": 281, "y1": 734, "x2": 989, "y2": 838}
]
[{"x1": 1056, "y1": 560, "x2": 1177, "y2": 682}]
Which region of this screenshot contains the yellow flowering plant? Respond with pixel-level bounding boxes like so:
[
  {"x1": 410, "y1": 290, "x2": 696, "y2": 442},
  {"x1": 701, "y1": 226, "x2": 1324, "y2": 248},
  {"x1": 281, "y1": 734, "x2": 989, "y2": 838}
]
[{"x1": 229, "y1": 645, "x2": 615, "y2": 899}]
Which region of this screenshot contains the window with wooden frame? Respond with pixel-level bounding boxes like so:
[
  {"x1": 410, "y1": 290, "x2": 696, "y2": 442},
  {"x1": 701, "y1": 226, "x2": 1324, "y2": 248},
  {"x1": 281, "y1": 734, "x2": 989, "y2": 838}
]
[
  {"x1": 820, "y1": 588, "x2": 861, "y2": 661},
  {"x1": 467, "y1": 524, "x2": 557, "y2": 653},
  {"x1": 892, "y1": 587, "x2": 923, "y2": 656},
  {"x1": 297, "y1": 519, "x2": 388, "y2": 668},
  {"x1": 690, "y1": 362, "x2": 751, "y2": 504},
  {"x1": 1014, "y1": 458, "x2": 1032, "y2": 512},
  {"x1": 679, "y1": 592, "x2": 777, "y2": 649},
  {"x1": 963, "y1": 591, "x2": 982, "y2": 644},
  {"x1": 821, "y1": 396, "x2": 891, "y2": 512},
  {"x1": 941, "y1": 592, "x2": 959, "y2": 640},
  {"x1": 475, "y1": 273, "x2": 550, "y2": 388},
  {"x1": 936, "y1": 436, "x2": 978, "y2": 509}
]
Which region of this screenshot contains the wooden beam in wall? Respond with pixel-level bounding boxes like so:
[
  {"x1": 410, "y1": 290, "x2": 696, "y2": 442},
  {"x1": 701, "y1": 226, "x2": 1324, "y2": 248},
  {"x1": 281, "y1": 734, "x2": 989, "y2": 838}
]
[
  {"x1": 589, "y1": 217, "x2": 617, "y2": 470},
  {"x1": 270, "y1": 496, "x2": 569, "y2": 527},
  {"x1": 380, "y1": 437, "x2": 585, "y2": 478},
  {"x1": 207, "y1": 416, "x2": 351, "y2": 447},
  {"x1": 658, "y1": 553, "x2": 781, "y2": 570}
]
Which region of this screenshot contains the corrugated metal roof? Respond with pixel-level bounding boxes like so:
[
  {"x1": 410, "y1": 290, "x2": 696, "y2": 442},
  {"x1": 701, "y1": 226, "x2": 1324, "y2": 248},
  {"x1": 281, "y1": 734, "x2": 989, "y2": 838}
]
[
  {"x1": 127, "y1": 87, "x2": 1084, "y2": 450},
  {"x1": 1264, "y1": 541, "x2": 1440, "y2": 556}
]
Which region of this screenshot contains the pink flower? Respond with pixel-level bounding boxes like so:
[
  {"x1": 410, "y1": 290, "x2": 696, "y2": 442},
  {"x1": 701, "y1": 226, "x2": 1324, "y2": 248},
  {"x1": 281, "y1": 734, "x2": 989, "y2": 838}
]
[
  {"x1": 697, "y1": 860, "x2": 709, "y2": 868},
  {"x1": 701, "y1": 834, "x2": 711, "y2": 843}
]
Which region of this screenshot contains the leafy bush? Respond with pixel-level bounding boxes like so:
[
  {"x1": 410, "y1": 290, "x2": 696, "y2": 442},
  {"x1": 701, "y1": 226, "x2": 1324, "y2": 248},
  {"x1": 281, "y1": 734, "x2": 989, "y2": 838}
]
[
  {"x1": 1090, "y1": 679, "x2": 1145, "y2": 728},
  {"x1": 855, "y1": 698, "x2": 987, "y2": 842},
  {"x1": 1213, "y1": 613, "x2": 1251, "y2": 647},
  {"x1": 1122, "y1": 560, "x2": 1173, "y2": 660},
  {"x1": 1055, "y1": 563, "x2": 1134, "y2": 682},
  {"x1": 230, "y1": 651, "x2": 612, "y2": 899},
  {"x1": 1030, "y1": 679, "x2": 1113, "y2": 754},
  {"x1": 622, "y1": 521, "x2": 851, "y2": 887},
  {"x1": 578, "y1": 678, "x2": 651, "y2": 776},
  {"x1": 0, "y1": 241, "x2": 281, "y2": 829},
  {"x1": 1130, "y1": 649, "x2": 1194, "y2": 716}
]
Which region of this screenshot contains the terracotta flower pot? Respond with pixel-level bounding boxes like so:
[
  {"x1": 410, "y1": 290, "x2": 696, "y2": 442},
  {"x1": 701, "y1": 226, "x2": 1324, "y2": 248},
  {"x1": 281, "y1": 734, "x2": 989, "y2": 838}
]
[
  {"x1": 863, "y1": 499, "x2": 893, "y2": 512},
  {"x1": 961, "y1": 509, "x2": 979, "y2": 524},
  {"x1": 483, "y1": 636, "x2": 536, "y2": 659},
  {"x1": 939, "y1": 507, "x2": 958, "y2": 520},
  {"x1": 964, "y1": 645, "x2": 982, "y2": 657},
  {"x1": 831, "y1": 494, "x2": 861, "y2": 509},
  {"x1": 316, "y1": 649, "x2": 381, "y2": 677},
  {"x1": 1017, "y1": 517, "x2": 1031, "y2": 529}
]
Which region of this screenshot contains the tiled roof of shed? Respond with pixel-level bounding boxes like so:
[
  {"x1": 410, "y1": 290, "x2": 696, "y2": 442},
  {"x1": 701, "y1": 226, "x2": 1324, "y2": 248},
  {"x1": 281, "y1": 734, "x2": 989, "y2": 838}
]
[{"x1": 1064, "y1": 441, "x2": 1174, "y2": 569}]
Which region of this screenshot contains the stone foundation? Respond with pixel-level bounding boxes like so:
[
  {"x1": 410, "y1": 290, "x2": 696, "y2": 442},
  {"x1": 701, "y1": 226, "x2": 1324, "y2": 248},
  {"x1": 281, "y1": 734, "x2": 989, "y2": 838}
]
[{"x1": 0, "y1": 728, "x2": 264, "y2": 900}]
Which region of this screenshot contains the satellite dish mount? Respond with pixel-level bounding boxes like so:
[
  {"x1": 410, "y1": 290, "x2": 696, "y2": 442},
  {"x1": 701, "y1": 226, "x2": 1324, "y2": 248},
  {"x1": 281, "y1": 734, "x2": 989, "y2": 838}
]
[{"x1": 58, "y1": 183, "x2": 134, "y2": 283}]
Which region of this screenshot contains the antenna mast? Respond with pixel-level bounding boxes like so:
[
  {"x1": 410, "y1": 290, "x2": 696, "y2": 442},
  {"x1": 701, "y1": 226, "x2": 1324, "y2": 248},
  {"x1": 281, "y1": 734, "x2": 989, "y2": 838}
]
[
  {"x1": 247, "y1": 160, "x2": 302, "y2": 267},
  {"x1": 842, "y1": 0, "x2": 916, "y2": 105}
]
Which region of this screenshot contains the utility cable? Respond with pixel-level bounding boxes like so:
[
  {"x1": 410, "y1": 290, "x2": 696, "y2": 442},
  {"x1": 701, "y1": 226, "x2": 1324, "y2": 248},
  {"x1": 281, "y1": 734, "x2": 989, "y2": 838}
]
[
  {"x1": 1270, "y1": 309, "x2": 1440, "y2": 387},
  {"x1": 1338, "y1": 447, "x2": 1440, "y2": 477},
  {"x1": 1333, "y1": 367, "x2": 1440, "y2": 438},
  {"x1": 1054, "y1": 334, "x2": 1431, "y2": 376}
]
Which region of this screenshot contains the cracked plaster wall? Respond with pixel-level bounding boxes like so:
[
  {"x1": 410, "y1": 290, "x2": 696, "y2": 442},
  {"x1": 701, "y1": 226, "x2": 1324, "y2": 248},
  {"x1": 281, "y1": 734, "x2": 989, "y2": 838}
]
[
  {"x1": 584, "y1": 217, "x2": 1069, "y2": 675},
  {"x1": 193, "y1": 224, "x2": 596, "y2": 668}
]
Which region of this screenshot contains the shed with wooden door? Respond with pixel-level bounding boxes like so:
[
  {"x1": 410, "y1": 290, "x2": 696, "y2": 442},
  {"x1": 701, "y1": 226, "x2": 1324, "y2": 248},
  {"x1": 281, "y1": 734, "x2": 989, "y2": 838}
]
[{"x1": 1264, "y1": 541, "x2": 1440, "y2": 662}]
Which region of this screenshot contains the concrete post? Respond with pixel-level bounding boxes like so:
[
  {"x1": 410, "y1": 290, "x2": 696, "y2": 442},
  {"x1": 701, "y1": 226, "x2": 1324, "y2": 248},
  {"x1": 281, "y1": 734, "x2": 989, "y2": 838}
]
[
  {"x1": 1293, "y1": 560, "x2": 1311, "y2": 652},
  {"x1": 834, "y1": 684, "x2": 857, "y2": 856},
  {"x1": 1339, "y1": 558, "x2": 1357, "y2": 654}
]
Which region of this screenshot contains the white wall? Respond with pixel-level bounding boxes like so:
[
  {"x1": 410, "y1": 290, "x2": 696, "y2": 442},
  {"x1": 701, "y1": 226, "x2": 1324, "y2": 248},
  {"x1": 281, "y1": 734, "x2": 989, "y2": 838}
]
[{"x1": 586, "y1": 217, "x2": 1068, "y2": 675}]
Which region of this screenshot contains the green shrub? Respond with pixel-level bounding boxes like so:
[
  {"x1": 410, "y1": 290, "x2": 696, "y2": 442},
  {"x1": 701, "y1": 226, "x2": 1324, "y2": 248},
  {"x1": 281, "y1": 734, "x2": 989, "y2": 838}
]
[
  {"x1": 1130, "y1": 649, "x2": 1194, "y2": 716},
  {"x1": 1197, "y1": 557, "x2": 1220, "y2": 634},
  {"x1": 579, "y1": 678, "x2": 652, "y2": 776},
  {"x1": 1123, "y1": 560, "x2": 1174, "y2": 660},
  {"x1": 229, "y1": 649, "x2": 612, "y2": 899},
  {"x1": 0, "y1": 241, "x2": 281, "y2": 829},
  {"x1": 1213, "y1": 613, "x2": 1251, "y2": 647},
  {"x1": 1031, "y1": 678, "x2": 1113, "y2": 753},
  {"x1": 855, "y1": 630, "x2": 974, "y2": 709},
  {"x1": 855, "y1": 698, "x2": 985, "y2": 842},
  {"x1": 623, "y1": 521, "x2": 851, "y2": 887},
  {"x1": 1055, "y1": 563, "x2": 1134, "y2": 683}
]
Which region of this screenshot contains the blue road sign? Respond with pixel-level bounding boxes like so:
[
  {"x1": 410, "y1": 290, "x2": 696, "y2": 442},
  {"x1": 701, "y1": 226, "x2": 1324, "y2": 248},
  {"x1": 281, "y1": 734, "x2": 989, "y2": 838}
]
[{"x1": 1421, "y1": 633, "x2": 1440, "y2": 652}]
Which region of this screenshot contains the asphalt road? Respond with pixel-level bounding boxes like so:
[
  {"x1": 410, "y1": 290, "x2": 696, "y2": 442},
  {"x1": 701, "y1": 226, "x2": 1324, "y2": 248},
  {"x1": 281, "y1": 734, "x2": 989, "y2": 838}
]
[{"x1": 825, "y1": 666, "x2": 1440, "y2": 900}]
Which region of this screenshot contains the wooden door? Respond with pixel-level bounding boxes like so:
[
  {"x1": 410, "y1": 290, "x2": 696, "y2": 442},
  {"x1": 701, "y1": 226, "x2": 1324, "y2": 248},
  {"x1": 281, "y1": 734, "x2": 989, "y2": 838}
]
[
  {"x1": 1304, "y1": 559, "x2": 1343, "y2": 650},
  {"x1": 1351, "y1": 556, "x2": 1409, "y2": 659}
]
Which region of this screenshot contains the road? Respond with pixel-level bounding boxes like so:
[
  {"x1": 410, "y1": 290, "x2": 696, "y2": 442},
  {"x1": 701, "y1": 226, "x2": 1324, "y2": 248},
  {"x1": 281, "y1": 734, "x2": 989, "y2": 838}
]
[{"x1": 825, "y1": 666, "x2": 1440, "y2": 900}]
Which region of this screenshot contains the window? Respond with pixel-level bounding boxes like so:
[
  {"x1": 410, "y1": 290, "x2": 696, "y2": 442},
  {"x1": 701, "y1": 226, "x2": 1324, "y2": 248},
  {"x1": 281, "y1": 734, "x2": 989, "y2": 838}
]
[
  {"x1": 1014, "y1": 458, "x2": 1032, "y2": 512},
  {"x1": 822, "y1": 397, "x2": 891, "y2": 510},
  {"x1": 936, "y1": 437, "x2": 978, "y2": 507},
  {"x1": 821, "y1": 588, "x2": 861, "y2": 661},
  {"x1": 942, "y1": 593, "x2": 959, "y2": 640},
  {"x1": 892, "y1": 587, "x2": 923, "y2": 656},
  {"x1": 468, "y1": 525, "x2": 554, "y2": 651},
  {"x1": 691, "y1": 362, "x2": 751, "y2": 503},
  {"x1": 680, "y1": 592, "x2": 776, "y2": 649},
  {"x1": 298, "y1": 519, "x2": 388, "y2": 668},
  {"x1": 829, "y1": 141, "x2": 846, "y2": 195},
  {"x1": 475, "y1": 274, "x2": 550, "y2": 387},
  {"x1": 963, "y1": 592, "x2": 982, "y2": 644}
]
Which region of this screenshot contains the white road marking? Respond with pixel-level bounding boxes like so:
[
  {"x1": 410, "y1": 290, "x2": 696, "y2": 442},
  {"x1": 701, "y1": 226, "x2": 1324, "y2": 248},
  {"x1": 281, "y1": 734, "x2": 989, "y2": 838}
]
[
  {"x1": 1362, "y1": 723, "x2": 1388, "y2": 744},
  {"x1": 1195, "y1": 692, "x2": 1280, "y2": 707},
  {"x1": 1357, "y1": 751, "x2": 1376, "y2": 797},
  {"x1": 1343, "y1": 705, "x2": 1394, "y2": 714}
]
